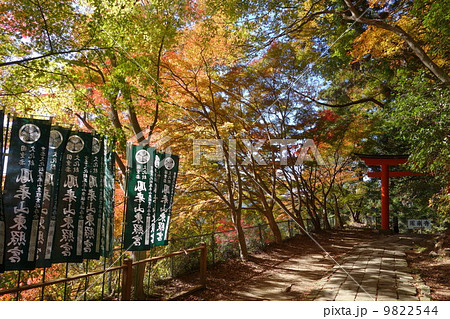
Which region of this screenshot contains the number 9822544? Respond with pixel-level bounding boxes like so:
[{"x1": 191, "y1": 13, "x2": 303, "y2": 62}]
[{"x1": 383, "y1": 306, "x2": 438, "y2": 316}]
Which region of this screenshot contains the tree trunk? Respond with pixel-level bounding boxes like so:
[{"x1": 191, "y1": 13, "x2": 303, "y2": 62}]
[
  {"x1": 333, "y1": 194, "x2": 344, "y2": 229},
  {"x1": 353, "y1": 210, "x2": 361, "y2": 223},
  {"x1": 306, "y1": 198, "x2": 321, "y2": 231},
  {"x1": 259, "y1": 196, "x2": 283, "y2": 243},
  {"x1": 263, "y1": 210, "x2": 283, "y2": 243},
  {"x1": 308, "y1": 209, "x2": 321, "y2": 231},
  {"x1": 347, "y1": 203, "x2": 361, "y2": 223},
  {"x1": 322, "y1": 207, "x2": 332, "y2": 230},
  {"x1": 131, "y1": 251, "x2": 147, "y2": 300},
  {"x1": 234, "y1": 216, "x2": 249, "y2": 261},
  {"x1": 291, "y1": 211, "x2": 307, "y2": 234}
]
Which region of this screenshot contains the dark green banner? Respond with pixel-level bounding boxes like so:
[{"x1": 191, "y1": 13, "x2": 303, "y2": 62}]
[
  {"x1": 0, "y1": 110, "x2": 5, "y2": 273},
  {"x1": 3, "y1": 117, "x2": 51, "y2": 270},
  {"x1": 123, "y1": 149, "x2": 179, "y2": 250},
  {"x1": 148, "y1": 152, "x2": 162, "y2": 247},
  {"x1": 101, "y1": 139, "x2": 115, "y2": 257},
  {"x1": 52, "y1": 131, "x2": 92, "y2": 263},
  {"x1": 35, "y1": 126, "x2": 71, "y2": 268},
  {"x1": 82, "y1": 135, "x2": 103, "y2": 259},
  {"x1": 123, "y1": 145, "x2": 156, "y2": 251},
  {"x1": 152, "y1": 153, "x2": 179, "y2": 247}
]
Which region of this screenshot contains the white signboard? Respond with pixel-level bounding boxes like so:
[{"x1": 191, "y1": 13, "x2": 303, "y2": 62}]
[{"x1": 407, "y1": 219, "x2": 432, "y2": 229}]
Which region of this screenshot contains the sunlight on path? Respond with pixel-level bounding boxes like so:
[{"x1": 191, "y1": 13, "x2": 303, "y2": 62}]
[
  {"x1": 232, "y1": 234, "x2": 431, "y2": 301},
  {"x1": 310, "y1": 235, "x2": 430, "y2": 301}
]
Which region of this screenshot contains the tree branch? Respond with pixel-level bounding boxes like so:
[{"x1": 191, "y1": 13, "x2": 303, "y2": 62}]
[
  {"x1": 274, "y1": 0, "x2": 450, "y2": 86},
  {"x1": 0, "y1": 47, "x2": 111, "y2": 68},
  {"x1": 74, "y1": 111, "x2": 126, "y2": 180},
  {"x1": 292, "y1": 88, "x2": 384, "y2": 108},
  {"x1": 148, "y1": 32, "x2": 166, "y2": 138},
  {"x1": 341, "y1": 0, "x2": 450, "y2": 86},
  {"x1": 74, "y1": 112, "x2": 95, "y2": 130},
  {"x1": 33, "y1": 0, "x2": 54, "y2": 51}
]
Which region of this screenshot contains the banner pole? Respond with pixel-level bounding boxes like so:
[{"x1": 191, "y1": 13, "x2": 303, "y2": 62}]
[
  {"x1": 84, "y1": 260, "x2": 89, "y2": 301},
  {"x1": 41, "y1": 267, "x2": 46, "y2": 301},
  {"x1": 63, "y1": 263, "x2": 69, "y2": 300},
  {"x1": 16, "y1": 270, "x2": 21, "y2": 301}
]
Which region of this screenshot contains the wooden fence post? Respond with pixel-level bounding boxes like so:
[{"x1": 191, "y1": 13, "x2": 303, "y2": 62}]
[
  {"x1": 258, "y1": 224, "x2": 264, "y2": 247},
  {"x1": 132, "y1": 251, "x2": 146, "y2": 300},
  {"x1": 121, "y1": 258, "x2": 133, "y2": 301},
  {"x1": 200, "y1": 242, "x2": 207, "y2": 288},
  {"x1": 288, "y1": 220, "x2": 292, "y2": 238},
  {"x1": 211, "y1": 232, "x2": 215, "y2": 265}
]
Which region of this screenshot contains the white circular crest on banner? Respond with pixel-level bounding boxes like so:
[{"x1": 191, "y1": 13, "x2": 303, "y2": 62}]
[
  {"x1": 19, "y1": 124, "x2": 41, "y2": 144},
  {"x1": 154, "y1": 155, "x2": 160, "y2": 168},
  {"x1": 135, "y1": 149, "x2": 150, "y2": 164},
  {"x1": 92, "y1": 137, "x2": 101, "y2": 155},
  {"x1": 164, "y1": 157, "x2": 175, "y2": 170},
  {"x1": 49, "y1": 130, "x2": 63, "y2": 149},
  {"x1": 66, "y1": 135, "x2": 85, "y2": 153}
]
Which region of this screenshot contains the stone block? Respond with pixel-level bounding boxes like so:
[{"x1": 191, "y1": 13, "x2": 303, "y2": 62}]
[
  {"x1": 397, "y1": 294, "x2": 419, "y2": 301},
  {"x1": 397, "y1": 286, "x2": 417, "y2": 296},
  {"x1": 334, "y1": 293, "x2": 356, "y2": 301}
]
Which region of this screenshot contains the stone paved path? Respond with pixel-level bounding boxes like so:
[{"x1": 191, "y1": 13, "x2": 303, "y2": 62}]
[
  {"x1": 309, "y1": 235, "x2": 430, "y2": 301},
  {"x1": 231, "y1": 234, "x2": 430, "y2": 301}
]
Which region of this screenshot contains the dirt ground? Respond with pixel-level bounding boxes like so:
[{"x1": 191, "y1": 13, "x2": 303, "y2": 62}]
[
  {"x1": 405, "y1": 230, "x2": 450, "y2": 301},
  {"x1": 154, "y1": 228, "x2": 450, "y2": 301}
]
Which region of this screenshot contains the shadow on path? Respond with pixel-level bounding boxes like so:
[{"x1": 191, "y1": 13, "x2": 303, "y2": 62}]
[{"x1": 178, "y1": 230, "x2": 431, "y2": 301}]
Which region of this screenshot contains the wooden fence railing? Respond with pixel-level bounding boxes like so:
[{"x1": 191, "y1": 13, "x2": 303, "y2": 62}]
[
  {"x1": 0, "y1": 243, "x2": 207, "y2": 301},
  {"x1": 0, "y1": 218, "x2": 329, "y2": 301}
]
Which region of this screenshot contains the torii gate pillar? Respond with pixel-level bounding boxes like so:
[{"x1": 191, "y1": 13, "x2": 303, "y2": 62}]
[
  {"x1": 381, "y1": 164, "x2": 390, "y2": 230},
  {"x1": 356, "y1": 154, "x2": 423, "y2": 231}
]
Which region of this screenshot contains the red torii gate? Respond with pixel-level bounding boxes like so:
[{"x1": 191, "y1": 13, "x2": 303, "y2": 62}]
[{"x1": 356, "y1": 154, "x2": 424, "y2": 231}]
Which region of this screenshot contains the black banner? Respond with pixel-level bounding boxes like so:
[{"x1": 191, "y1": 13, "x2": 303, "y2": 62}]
[
  {"x1": 2, "y1": 117, "x2": 51, "y2": 270},
  {"x1": 152, "y1": 153, "x2": 179, "y2": 247},
  {"x1": 123, "y1": 148, "x2": 178, "y2": 250},
  {"x1": 52, "y1": 131, "x2": 92, "y2": 263},
  {"x1": 82, "y1": 135, "x2": 103, "y2": 259},
  {"x1": 0, "y1": 111, "x2": 5, "y2": 272},
  {"x1": 148, "y1": 152, "x2": 162, "y2": 247},
  {"x1": 101, "y1": 139, "x2": 115, "y2": 257},
  {"x1": 123, "y1": 145, "x2": 156, "y2": 251},
  {"x1": 35, "y1": 126, "x2": 71, "y2": 268}
]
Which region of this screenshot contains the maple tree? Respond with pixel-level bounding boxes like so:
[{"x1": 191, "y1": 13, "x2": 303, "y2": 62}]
[
  {"x1": 233, "y1": 0, "x2": 449, "y2": 216},
  {"x1": 160, "y1": 16, "x2": 252, "y2": 259}
]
